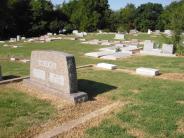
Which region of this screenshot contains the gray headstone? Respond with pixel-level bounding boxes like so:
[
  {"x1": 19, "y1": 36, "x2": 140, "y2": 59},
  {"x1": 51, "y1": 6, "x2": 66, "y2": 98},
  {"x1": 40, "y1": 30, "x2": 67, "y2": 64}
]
[
  {"x1": 162, "y1": 44, "x2": 174, "y2": 54},
  {"x1": 24, "y1": 51, "x2": 88, "y2": 103},
  {"x1": 143, "y1": 40, "x2": 154, "y2": 51}
]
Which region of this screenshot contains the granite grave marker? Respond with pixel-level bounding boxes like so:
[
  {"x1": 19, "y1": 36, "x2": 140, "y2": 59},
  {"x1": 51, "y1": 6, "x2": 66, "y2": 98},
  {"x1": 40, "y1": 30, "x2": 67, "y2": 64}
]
[{"x1": 24, "y1": 51, "x2": 88, "y2": 103}]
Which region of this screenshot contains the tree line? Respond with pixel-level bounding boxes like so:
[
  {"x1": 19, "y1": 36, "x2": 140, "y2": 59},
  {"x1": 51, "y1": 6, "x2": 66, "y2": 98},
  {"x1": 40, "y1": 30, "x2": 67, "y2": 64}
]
[{"x1": 0, "y1": 0, "x2": 184, "y2": 40}]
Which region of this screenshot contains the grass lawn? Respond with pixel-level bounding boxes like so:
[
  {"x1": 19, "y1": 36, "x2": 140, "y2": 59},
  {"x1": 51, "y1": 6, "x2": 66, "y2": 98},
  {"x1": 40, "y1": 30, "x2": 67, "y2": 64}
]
[
  {"x1": 0, "y1": 33, "x2": 184, "y2": 137},
  {"x1": 0, "y1": 86, "x2": 55, "y2": 138}
]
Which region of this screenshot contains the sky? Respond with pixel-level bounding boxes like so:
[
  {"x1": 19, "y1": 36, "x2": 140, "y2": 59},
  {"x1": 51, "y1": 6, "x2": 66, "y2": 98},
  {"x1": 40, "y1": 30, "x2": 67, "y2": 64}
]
[{"x1": 51, "y1": 0, "x2": 174, "y2": 10}]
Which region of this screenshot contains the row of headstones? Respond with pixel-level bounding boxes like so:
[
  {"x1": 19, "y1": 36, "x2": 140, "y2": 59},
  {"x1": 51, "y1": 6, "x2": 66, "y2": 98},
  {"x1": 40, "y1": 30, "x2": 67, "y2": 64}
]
[
  {"x1": 148, "y1": 29, "x2": 173, "y2": 36},
  {"x1": 143, "y1": 40, "x2": 174, "y2": 54}
]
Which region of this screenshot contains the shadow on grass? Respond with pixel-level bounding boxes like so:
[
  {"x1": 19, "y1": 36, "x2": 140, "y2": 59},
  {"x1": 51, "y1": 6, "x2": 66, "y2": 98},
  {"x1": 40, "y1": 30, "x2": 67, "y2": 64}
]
[
  {"x1": 78, "y1": 79, "x2": 117, "y2": 100},
  {"x1": 2, "y1": 75, "x2": 20, "y2": 80}
]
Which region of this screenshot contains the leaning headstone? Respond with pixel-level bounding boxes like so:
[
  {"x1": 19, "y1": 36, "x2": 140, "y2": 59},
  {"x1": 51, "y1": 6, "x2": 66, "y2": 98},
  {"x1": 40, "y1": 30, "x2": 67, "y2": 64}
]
[
  {"x1": 136, "y1": 67, "x2": 160, "y2": 77},
  {"x1": 96, "y1": 63, "x2": 117, "y2": 70},
  {"x1": 114, "y1": 34, "x2": 125, "y2": 40},
  {"x1": 162, "y1": 44, "x2": 174, "y2": 54},
  {"x1": 24, "y1": 51, "x2": 88, "y2": 103},
  {"x1": 0, "y1": 66, "x2": 2, "y2": 80},
  {"x1": 143, "y1": 40, "x2": 154, "y2": 51}
]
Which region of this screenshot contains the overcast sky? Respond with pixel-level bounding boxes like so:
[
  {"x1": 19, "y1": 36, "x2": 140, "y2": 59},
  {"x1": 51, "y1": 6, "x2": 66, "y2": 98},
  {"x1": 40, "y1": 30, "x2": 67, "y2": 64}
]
[{"x1": 51, "y1": 0, "x2": 173, "y2": 10}]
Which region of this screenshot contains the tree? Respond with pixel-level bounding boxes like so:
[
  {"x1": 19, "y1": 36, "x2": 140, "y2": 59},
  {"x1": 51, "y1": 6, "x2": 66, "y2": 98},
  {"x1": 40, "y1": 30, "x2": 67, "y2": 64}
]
[
  {"x1": 135, "y1": 3, "x2": 163, "y2": 32},
  {"x1": 118, "y1": 4, "x2": 136, "y2": 32}
]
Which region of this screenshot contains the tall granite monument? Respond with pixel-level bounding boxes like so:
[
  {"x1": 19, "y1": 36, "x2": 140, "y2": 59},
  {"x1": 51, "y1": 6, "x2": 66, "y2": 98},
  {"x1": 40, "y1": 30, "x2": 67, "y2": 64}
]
[{"x1": 24, "y1": 51, "x2": 88, "y2": 103}]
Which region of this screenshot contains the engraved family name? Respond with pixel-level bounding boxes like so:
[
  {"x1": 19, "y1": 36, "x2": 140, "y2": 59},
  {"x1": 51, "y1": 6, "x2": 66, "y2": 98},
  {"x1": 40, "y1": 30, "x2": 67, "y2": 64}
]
[{"x1": 24, "y1": 50, "x2": 88, "y2": 103}]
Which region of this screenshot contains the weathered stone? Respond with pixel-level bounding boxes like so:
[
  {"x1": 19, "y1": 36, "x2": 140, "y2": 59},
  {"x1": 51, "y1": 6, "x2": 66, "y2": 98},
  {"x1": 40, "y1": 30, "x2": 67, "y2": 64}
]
[
  {"x1": 162, "y1": 44, "x2": 174, "y2": 54},
  {"x1": 136, "y1": 67, "x2": 160, "y2": 77},
  {"x1": 24, "y1": 51, "x2": 88, "y2": 103},
  {"x1": 96, "y1": 63, "x2": 117, "y2": 70}
]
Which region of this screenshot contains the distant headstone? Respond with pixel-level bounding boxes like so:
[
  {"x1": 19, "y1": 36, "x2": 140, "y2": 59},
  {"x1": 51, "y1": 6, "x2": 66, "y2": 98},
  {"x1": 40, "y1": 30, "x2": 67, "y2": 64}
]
[
  {"x1": 143, "y1": 40, "x2": 154, "y2": 51},
  {"x1": 21, "y1": 37, "x2": 26, "y2": 40},
  {"x1": 162, "y1": 44, "x2": 174, "y2": 54},
  {"x1": 129, "y1": 29, "x2": 138, "y2": 34},
  {"x1": 148, "y1": 29, "x2": 152, "y2": 35},
  {"x1": 114, "y1": 34, "x2": 125, "y2": 40},
  {"x1": 9, "y1": 38, "x2": 16, "y2": 42},
  {"x1": 47, "y1": 33, "x2": 53, "y2": 36},
  {"x1": 24, "y1": 51, "x2": 88, "y2": 103},
  {"x1": 155, "y1": 30, "x2": 160, "y2": 35},
  {"x1": 17, "y1": 35, "x2": 21, "y2": 41},
  {"x1": 164, "y1": 30, "x2": 172, "y2": 36},
  {"x1": 72, "y1": 30, "x2": 78, "y2": 35}
]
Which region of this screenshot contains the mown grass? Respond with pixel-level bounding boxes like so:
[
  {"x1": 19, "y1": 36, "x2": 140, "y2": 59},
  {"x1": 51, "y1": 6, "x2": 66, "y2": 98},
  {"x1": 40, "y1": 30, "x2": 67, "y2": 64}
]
[
  {"x1": 0, "y1": 33, "x2": 184, "y2": 137},
  {"x1": 0, "y1": 86, "x2": 55, "y2": 138},
  {"x1": 81, "y1": 70, "x2": 184, "y2": 138}
]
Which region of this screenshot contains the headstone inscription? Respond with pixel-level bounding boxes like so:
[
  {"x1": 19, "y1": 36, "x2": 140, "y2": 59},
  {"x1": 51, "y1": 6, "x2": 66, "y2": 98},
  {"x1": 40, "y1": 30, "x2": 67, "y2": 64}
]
[{"x1": 24, "y1": 51, "x2": 88, "y2": 103}]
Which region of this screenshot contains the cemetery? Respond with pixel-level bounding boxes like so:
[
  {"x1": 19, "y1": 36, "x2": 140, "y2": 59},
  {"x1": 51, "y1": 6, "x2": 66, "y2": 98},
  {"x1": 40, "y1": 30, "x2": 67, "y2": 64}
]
[{"x1": 0, "y1": 0, "x2": 184, "y2": 138}]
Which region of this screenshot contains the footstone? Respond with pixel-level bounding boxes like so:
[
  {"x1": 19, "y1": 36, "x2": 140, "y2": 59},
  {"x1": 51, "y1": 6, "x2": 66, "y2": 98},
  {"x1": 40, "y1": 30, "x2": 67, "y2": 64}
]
[
  {"x1": 96, "y1": 63, "x2": 117, "y2": 70},
  {"x1": 136, "y1": 67, "x2": 160, "y2": 77},
  {"x1": 85, "y1": 51, "x2": 115, "y2": 58},
  {"x1": 162, "y1": 44, "x2": 174, "y2": 54},
  {"x1": 100, "y1": 52, "x2": 131, "y2": 60},
  {"x1": 24, "y1": 51, "x2": 88, "y2": 103}
]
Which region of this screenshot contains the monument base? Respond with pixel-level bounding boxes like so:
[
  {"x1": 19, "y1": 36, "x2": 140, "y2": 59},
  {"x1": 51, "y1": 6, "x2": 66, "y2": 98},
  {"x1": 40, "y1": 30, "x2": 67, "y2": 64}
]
[{"x1": 23, "y1": 79, "x2": 88, "y2": 104}]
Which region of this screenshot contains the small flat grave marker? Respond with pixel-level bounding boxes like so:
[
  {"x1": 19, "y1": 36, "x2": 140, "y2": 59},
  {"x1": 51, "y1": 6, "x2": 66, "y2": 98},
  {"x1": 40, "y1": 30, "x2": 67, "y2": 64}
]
[
  {"x1": 96, "y1": 63, "x2": 117, "y2": 70},
  {"x1": 136, "y1": 67, "x2": 160, "y2": 77}
]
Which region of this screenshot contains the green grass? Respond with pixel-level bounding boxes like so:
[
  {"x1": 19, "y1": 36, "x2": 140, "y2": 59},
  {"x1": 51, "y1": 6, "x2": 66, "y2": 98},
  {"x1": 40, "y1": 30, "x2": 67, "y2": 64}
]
[
  {"x1": 80, "y1": 70, "x2": 184, "y2": 137},
  {"x1": 0, "y1": 87, "x2": 55, "y2": 138},
  {"x1": 0, "y1": 33, "x2": 184, "y2": 137}
]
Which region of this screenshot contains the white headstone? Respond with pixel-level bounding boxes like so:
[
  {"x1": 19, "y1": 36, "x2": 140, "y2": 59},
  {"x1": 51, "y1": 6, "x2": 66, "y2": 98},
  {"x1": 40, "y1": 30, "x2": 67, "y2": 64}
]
[{"x1": 143, "y1": 40, "x2": 154, "y2": 51}]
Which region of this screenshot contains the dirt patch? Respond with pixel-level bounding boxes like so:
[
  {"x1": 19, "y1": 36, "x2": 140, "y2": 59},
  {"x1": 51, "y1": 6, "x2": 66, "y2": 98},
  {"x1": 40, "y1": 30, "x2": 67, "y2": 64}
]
[
  {"x1": 4, "y1": 82, "x2": 116, "y2": 138},
  {"x1": 158, "y1": 73, "x2": 184, "y2": 81},
  {"x1": 127, "y1": 128, "x2": 146, "y2": 138},
  {"x1": 176, "y1": 101, "x2": 184, "y2": 105},
  {"x1": 110, "y1": 117, "x2": 149, "y2": 138},
  {"x1": 177, "y1": 118, "x2": 184, "y2": 134},
  {"x1": 131, "y1": 89, "x2": 141, "y2": 94}
]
